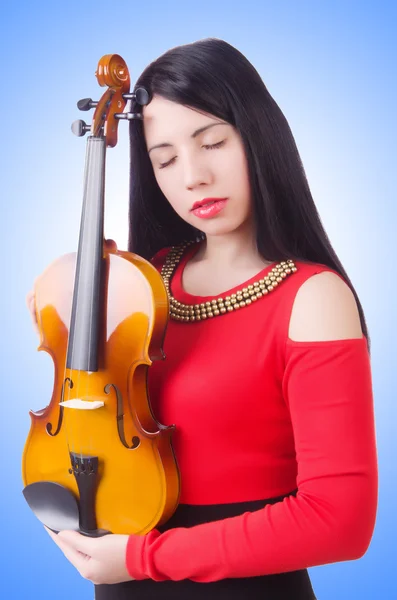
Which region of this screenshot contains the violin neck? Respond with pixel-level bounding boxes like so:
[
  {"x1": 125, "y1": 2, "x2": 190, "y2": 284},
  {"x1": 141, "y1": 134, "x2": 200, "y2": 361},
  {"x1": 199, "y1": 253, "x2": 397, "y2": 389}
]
[{"x1": 66, "y1": 136, "x2": 106, "y2": 372}]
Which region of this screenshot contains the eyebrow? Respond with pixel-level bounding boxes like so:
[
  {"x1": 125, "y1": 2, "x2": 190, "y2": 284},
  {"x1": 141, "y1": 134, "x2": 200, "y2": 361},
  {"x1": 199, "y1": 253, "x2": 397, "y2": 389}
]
[{"x1": 147, "y1": 122, "x2": 228, "y2": 154}]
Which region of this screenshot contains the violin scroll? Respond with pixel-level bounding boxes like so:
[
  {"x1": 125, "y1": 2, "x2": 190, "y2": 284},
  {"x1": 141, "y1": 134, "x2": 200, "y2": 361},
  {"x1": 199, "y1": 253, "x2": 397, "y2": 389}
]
[
  {"x1": 71, "y1": 54, "x2": 151, "y2": 147},
  {"x1": 95, "y1": 54, "x2": 130, "y2": 90}
]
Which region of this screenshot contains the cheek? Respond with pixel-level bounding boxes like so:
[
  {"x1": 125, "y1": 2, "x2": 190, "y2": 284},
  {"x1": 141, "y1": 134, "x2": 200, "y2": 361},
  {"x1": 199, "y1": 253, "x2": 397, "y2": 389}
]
[
  {"x1": 153, "y1": 166, "x2": 173, "y2": 198},
  {"x1": 221, "y1": 149, "x2": 251, "y2": 200},
  {"x1": 155, "y1": 171, "x2": 185, "y2": 215}
]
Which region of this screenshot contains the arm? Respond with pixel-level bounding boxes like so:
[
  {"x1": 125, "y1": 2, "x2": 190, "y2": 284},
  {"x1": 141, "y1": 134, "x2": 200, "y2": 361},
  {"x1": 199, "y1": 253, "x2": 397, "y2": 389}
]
[{"x1": 125, "y1": 272, "x2": 378, "y2": 582}]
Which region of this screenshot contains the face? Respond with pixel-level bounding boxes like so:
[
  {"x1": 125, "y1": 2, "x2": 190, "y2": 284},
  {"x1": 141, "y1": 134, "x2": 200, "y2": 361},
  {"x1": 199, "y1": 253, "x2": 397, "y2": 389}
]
[{"x1": 143, "y1": 95, "x2": 253, "y2": 236}]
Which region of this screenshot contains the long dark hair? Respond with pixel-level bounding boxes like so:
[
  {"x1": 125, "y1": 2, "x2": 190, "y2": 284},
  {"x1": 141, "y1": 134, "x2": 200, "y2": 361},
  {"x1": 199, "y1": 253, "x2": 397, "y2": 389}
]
[{"x1": 128, "y1": 38, "x2": 371, "y2": 352}]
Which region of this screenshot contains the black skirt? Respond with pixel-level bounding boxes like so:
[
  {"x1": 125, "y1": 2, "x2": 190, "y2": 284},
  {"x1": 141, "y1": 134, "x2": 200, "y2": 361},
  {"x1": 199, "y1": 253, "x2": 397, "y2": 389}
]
[{"x1": 95, "y1": 489, "x2": 317, "y2": 600}]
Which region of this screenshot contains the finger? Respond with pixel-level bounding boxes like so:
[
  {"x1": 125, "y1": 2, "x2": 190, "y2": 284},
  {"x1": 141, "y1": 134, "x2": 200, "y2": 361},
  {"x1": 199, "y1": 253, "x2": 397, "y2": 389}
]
[
  {"x1": 57, "y1": 539, "x2": 90, "y2": 570},
  {"x1": 45, "y1": 528, "x2": 91, "y2": 570},
  {"x1": 44, "y1": 526, "x2": 57, "y2": 541},
  {"x1": 25, "y1": 289, "x2": 39, "y2": 331},
  {"x1": 29, "y1": 307, "x2": 39, "y2": 333},
  {"x1": 44, "y1": 526, "x2": 75, "y2": 553},
  {"x1": 105, "y1": 238, "x2": 118, "y2": 251},
  {"x1": 26, "y1": 290, "x2": 34, "y2": 310},
  {"x1": 57, "y1": 530, "x2": 98, "y2": 556},
  {"x1": 26, "y1": 290, "x2": 36, "y2": 315}
]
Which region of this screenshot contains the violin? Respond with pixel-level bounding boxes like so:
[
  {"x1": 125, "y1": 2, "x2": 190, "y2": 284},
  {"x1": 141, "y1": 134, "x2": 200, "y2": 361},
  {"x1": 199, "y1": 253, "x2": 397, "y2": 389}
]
[{"x1": 22, "y1": 54, "x2": 180, "y2": 536}]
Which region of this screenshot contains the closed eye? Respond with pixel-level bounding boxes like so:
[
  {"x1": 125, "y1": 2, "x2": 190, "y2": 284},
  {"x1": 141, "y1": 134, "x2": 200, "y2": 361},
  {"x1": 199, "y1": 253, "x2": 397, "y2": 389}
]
[
  {"x1": 158, "y1": 140, "x2": 226, "y2": 169},
  {"x1": 203, "y1": 140, "x2": 225, "y2": 150}
]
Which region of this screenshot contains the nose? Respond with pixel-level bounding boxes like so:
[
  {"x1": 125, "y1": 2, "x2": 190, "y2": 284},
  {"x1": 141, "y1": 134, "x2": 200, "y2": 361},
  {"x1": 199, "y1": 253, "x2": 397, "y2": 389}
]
[{"x1": 183, "y1": 151, "x2": 213, "y2": 191}]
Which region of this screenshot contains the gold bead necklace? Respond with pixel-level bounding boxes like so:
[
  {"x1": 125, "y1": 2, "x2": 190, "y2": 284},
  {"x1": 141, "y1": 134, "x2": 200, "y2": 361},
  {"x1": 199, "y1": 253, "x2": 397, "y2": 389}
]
[{"x1": 160, "y1": 241, "x2": 298, "y2": 322}]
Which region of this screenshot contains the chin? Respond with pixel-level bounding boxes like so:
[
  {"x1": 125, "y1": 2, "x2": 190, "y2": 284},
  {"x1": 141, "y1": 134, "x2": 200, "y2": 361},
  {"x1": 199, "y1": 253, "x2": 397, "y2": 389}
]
[{"x1": 200, "y1": 220, "x2": 244, "y2": 237}]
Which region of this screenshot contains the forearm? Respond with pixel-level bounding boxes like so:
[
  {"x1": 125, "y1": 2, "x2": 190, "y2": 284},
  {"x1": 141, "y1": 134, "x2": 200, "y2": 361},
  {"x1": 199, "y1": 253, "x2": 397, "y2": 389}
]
[
  {"x1": 126, "y1": 468, "x2": 376, "y2": 581},
  {"x1": 126, "y1": 336, "x2": 378, "y2": 582}
]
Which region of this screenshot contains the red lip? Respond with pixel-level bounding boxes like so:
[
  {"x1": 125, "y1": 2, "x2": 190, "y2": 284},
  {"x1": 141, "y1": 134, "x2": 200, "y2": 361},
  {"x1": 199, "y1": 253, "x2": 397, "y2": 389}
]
[{"x1": 191, "y1": 197, "x2": 228, "y2": 211}]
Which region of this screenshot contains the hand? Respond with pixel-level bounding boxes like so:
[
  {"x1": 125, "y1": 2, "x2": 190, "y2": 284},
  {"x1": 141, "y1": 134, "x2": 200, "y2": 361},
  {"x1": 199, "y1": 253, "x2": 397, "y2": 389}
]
[
  {"x1": 45, "y1": 527, "x2": 134, "y2": 585},
  {"x1": 26, "y1": 286, "x2": 39, "y2": 336},
  {"x1": 104, "y1": 238, "x2": 118, "y2": 252},
  {"x1": 26, "y1": 239, "x2": 118, "y2": 337}
]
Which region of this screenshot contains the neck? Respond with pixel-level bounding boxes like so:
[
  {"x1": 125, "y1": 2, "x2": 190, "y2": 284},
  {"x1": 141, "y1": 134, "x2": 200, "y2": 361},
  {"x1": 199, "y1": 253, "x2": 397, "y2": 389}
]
[{"x1": 196, "y1": 222, "x2": 266, "y2": 269}]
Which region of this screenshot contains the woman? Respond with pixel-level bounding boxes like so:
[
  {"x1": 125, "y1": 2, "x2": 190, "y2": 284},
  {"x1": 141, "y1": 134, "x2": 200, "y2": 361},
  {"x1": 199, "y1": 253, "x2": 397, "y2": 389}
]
[{"x1": 26, "y1": 38, "x2": 378, "y2": 599}]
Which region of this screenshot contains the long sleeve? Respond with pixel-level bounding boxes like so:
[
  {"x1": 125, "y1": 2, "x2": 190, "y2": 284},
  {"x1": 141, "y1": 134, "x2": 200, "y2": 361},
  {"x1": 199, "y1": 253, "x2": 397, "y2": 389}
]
[{"x1": 125, "y1": 335, "x2": 378, "y2": 582}]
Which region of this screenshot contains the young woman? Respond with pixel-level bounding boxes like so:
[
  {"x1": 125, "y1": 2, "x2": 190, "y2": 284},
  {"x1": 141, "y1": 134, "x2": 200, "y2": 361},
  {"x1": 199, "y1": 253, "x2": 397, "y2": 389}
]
[{"x1": 26, "y1": 38, "x2": 378, "y2": 600}]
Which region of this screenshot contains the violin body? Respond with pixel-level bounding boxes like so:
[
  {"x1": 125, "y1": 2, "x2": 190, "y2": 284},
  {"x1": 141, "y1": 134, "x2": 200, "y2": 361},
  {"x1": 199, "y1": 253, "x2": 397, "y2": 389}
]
[
  {"x1": 22, "y1": 247, "x2": 180, "y2": 535},
  {"x1": 22, "y1": 55, "x2": 180, "y2": 535}
]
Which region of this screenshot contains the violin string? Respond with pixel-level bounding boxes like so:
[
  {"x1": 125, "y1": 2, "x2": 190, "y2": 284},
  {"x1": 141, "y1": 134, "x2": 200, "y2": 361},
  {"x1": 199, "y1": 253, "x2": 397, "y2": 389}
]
[
  {"x1": 90, "y1": 137, "x2": 100, "y2": 467},
  {"x1": 85, "y1": 139, "x2": 93, "y2": 469},
  {"x1": 86, "y1": 136, "x2": 99, "y2": 469},
  {"x1": 64, "y1": 132, "x2": 104, "y2": 493},
  {"x1": 70, "y1": 132, "x2": 92, "y2": 470},
  {"x1": 83, "y1": 139, "x2": 90, "y2": 466},
  {"x1": 76, "y1": 143, "x2": 85, "y2": 467},
  {"x1": 82, "y1": 135, "x2": 94, "y2": 466},
  {"x1": 85, "y1": 134, "x2": 99, "y2": 465}
]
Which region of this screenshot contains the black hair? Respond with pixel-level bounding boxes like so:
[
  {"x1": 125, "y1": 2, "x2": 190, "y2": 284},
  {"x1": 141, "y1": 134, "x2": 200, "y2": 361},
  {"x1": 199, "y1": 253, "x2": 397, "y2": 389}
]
[{"x1": 128, "y1": 37, "x2": 371, "y2": 352}]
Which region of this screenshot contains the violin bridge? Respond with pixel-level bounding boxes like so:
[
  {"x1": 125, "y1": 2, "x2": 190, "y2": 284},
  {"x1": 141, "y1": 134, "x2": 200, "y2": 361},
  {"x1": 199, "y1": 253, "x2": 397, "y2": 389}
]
[{"x1": 59, "y1": 399, "x2": 104, "y2": 410}]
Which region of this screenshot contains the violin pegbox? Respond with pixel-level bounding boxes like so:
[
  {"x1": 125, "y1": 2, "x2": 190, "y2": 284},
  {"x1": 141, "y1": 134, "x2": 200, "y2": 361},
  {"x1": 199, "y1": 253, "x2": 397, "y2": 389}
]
[
  {"x1": 91, "y1": 54, "x2": 130, "y2": 147},
  {"x1": 71, "y1": 54, "x2": 150, "y2": 148}
]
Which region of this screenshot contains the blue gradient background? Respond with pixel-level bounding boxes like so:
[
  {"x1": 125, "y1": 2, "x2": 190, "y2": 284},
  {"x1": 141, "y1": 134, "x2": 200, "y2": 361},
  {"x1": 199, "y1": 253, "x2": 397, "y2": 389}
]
[{"x1": 1, "y1": 1, "x2": 395, "y2": 598}]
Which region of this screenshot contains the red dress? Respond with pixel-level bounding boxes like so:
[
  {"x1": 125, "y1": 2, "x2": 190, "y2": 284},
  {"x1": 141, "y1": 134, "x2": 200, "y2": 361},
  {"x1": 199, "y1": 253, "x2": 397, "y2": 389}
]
[{"x1": 96, "y1": 242, "x2": 378, "y2": 599}]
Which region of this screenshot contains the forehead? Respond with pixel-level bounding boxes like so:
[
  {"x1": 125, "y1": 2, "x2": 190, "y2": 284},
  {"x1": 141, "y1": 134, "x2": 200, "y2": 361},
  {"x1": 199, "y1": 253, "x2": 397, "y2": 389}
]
[{"x1": 143, "y1": 95, "x2": 220, "y2": 139}]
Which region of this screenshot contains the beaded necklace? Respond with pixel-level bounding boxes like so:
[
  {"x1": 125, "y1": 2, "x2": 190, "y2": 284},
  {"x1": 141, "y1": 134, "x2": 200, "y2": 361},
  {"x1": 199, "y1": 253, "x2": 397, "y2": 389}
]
[{"x1": 160, "y1": 241, "x2": 298, "y2": 322}]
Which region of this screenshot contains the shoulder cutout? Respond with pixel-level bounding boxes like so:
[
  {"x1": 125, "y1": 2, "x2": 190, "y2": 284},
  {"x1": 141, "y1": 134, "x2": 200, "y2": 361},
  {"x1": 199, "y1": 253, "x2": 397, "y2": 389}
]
[{"x1": 288, "y1": 271, "x2": 363, "y2": 342}]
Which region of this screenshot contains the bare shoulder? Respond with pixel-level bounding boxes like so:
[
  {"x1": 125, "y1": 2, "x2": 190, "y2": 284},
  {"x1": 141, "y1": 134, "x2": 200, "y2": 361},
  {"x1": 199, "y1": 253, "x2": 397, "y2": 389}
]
[{"x1": 288, "y1": 270, "x2": 363, "y2": 342}]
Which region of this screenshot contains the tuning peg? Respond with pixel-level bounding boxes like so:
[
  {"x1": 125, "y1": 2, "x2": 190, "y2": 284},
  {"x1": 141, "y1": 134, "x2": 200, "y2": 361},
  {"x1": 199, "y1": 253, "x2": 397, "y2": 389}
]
[
  {"x1": 71, "y1": 120, "x2": 91, "y2": 137},
  {"x1": 114, "y1": 112, "x2": 143, "y2": 121},
  {"x1": 122, "y1": 87, "x2": 150, "y2": 106},
  {"x1": 77, "y1": 98, "x2": 98, "y2": 111}
]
